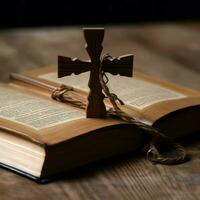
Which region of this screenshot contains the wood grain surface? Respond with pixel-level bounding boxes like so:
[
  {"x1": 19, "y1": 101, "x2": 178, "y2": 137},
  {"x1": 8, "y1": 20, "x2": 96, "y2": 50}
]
[{"x1": 0, "y1": 23, "x2": 200, "y2": 200}]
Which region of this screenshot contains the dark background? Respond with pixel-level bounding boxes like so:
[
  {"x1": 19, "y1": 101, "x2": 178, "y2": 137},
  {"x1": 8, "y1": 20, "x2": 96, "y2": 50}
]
[{"x1": 0, "y1": 1, "x2": 200, "y2": 28}]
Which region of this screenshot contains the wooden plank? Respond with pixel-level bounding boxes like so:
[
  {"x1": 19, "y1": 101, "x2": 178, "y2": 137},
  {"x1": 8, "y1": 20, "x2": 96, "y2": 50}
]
[{"x1": 0, "y1": 24, "x2": 199, "y2": 200}]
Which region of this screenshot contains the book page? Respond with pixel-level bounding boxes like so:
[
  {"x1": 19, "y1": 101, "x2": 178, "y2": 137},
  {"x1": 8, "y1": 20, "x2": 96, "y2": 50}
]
[
  {"x1": 39, "y1": 72, "x2": 186, "y2": 110},
  {"x1": 0, "y1": 87, "x2": 84, "y2": 130}
]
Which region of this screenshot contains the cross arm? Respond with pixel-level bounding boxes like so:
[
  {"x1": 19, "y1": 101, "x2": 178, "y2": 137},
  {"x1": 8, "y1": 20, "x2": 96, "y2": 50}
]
[
  {"x1": 102, "y1": 54, "x2": 134, "y2": 77},
  {"x1": 58, "y1": 56, "x2": 91, "y2": 78}
]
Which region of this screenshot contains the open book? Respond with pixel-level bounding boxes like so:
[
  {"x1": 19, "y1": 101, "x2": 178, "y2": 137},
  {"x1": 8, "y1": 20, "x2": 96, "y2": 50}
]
[{"x1": 1, "y1": 65, "x2": 200, "y2": 183}]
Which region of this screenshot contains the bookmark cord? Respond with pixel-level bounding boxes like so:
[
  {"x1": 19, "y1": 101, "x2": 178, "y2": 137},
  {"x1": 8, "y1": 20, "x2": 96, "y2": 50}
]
[
  {"x1": 52, "y1": 85, "x2": 86, "y2": 109},
  {"x1": 99, "y1": 54, "x2": 188, "y2": 165}
]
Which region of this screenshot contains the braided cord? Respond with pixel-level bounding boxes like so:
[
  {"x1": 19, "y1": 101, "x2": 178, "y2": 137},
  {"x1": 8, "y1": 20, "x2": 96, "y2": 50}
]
[
  {"x1": 99, "y1": 54, "x2": 187, "y2": 164},
  {"x1": 52, "y1": 84, "x2": 86, "y2": 109}
]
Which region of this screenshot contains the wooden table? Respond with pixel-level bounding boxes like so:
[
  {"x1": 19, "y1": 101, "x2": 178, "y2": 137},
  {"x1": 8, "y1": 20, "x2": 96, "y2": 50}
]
[{"x1": 0, "y1": 23, "x2": 200, "y2": 200}]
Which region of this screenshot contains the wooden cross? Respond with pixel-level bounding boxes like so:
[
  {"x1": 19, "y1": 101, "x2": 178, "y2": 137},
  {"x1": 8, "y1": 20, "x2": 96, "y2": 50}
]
[{"x1": 58, "y1": 28, "x2": 134, "y2": 118}]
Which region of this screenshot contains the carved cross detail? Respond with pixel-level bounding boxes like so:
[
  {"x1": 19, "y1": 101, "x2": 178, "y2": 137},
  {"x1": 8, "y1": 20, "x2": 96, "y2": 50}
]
[{"x1": 58, "y1": 28, "x2": 134, "y2": 118}]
